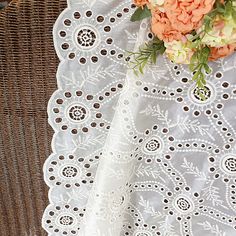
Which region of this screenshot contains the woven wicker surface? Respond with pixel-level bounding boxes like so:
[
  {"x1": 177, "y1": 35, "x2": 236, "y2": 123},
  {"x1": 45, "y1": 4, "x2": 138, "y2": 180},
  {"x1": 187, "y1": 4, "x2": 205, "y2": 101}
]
[{"x1": 0, "y1": 0, "x2": 66, "y2": 235}]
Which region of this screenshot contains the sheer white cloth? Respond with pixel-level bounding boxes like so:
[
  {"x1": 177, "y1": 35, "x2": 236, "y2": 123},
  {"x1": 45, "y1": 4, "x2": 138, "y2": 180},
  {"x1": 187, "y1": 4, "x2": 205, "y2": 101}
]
[{"x1": 42, "y1": 0, "x2": 236, "y2": 235}]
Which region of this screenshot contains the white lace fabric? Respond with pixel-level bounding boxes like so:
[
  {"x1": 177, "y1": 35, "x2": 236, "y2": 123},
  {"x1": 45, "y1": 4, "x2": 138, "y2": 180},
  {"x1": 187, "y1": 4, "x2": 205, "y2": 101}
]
[{"x1": 42, "y1": 0, "x2": 236, "y2": 235}]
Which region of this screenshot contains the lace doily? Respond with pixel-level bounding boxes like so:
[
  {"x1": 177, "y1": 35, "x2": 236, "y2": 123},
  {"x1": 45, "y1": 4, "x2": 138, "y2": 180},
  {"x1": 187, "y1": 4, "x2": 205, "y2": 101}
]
[{"x1": 42, "y1": 0, "x2": 236, "y2": 235}]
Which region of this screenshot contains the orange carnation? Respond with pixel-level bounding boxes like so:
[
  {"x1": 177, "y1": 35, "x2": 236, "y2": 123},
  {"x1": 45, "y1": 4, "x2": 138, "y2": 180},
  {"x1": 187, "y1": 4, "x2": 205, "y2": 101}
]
[
  {"x1": 209, "y1": 44, "x2": 236, "y2": 61},
  {"x1": 164, "y1": 0, "x2": 216, "y2": 33},
  {"x1": 134, "y1": 0, "x2": 149, "y2": 7},
  {"x1": 151, "y1": 9, "x2": 184, "y2": 42}
]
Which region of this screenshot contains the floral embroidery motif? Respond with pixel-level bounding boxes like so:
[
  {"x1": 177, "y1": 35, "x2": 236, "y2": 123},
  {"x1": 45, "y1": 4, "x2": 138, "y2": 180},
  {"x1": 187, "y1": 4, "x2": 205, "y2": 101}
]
[
  {"x1": 221, "y1": 154, "x2": 236, "y2": 175},
  {"x1": 67, "y1": 104, "x2": 89, "y2": 123},
  {"x1": 75, "y1": 26, "x2": 99, "y2": 50},
  {"x1": 173, "y1": 195, "x2": 195, "y2": 214},
  {"x1": 142, "y1": 136, "x2": 164, "y2": 154}
]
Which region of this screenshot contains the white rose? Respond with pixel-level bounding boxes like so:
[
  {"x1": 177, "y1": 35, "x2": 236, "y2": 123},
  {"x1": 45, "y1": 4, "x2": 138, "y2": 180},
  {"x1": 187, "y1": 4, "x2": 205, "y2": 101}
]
[
  {"x1": 164, "y1": 38, "x2": 194, "y2": 64},
  {"x1": 149, "y1": 0, "x2": 165, "y2": 12}
]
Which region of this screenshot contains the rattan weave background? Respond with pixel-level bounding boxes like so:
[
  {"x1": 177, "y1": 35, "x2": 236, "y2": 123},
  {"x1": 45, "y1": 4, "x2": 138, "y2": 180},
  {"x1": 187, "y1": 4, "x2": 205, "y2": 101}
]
[{"x1": 0, "y1": 0, "x2": 66, "y2": 235}]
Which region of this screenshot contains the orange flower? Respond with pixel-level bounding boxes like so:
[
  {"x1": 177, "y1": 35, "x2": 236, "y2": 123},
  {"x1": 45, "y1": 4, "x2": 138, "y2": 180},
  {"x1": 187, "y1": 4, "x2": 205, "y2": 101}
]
[
  {"x1": 151, "y1": 9, "x2": 184, "y2": 42},
  {"x1": 209, "y1": 44, "x2": 236, "y2": 61},
  {"x1": 164, "y1": 0, "x2": 216, "y2": 33},
  {"x1": 134, "y1": 0, "x2": 149, "y2": 7}
]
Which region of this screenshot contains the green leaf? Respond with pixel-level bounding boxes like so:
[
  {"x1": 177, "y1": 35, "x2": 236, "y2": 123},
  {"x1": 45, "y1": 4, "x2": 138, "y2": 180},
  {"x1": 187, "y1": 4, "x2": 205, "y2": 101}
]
[
  {"x1": 192, "y1": 70, "x2": 200, "y2": 81},
  {"x1": 151, "y1": 51, "x2": 157, "y2": 64},
  {"x1": 159, "y1": 46, "x2": 166, "y2": 54},
  {"x1": 126, "y1": 37, "x2": 166, "y2": 76},
  {"x1": 232, "y1": 9, "x2": 236, "y2": 23},
  {"x1": 226, "y1": 0, "x2": 233, "y2": 12},
  {"x1": 201, "y1": 46, "x2": 210, "y2": 62},
  {"x1": 204, "y1": 64, "x2": 212, "y2": 74},
  {"x1": 130, "y1": 6, "x2": 151, "y2": 22}
]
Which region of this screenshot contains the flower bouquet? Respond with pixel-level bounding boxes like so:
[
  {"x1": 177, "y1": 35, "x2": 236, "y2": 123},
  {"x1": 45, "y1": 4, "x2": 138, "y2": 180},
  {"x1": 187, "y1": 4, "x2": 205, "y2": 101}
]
[{"x1": 129, "y1": 0, "x2": 236, "y2": 95}]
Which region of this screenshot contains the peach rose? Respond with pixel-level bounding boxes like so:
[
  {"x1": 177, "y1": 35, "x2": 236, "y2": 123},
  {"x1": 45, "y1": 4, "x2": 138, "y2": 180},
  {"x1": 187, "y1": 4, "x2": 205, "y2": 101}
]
[
  {"x1": 164, "y1": 0, "x2": 216, "y2": 33},
  {"x1": 134, "y1": 0, "x2": 149, "y2": 7},
  {"x1": 209, "y1": 44, "x2": 236, "y2": 61},
  {"x1": 151, "y1": 9, "x2": 184, "y2": 42}
]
